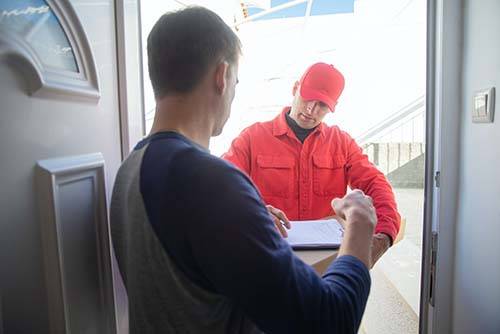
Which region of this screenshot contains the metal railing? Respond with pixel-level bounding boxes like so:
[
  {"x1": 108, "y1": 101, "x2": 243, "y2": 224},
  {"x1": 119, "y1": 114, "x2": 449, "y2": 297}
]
[{"x1": 357, "y1": 96, "x2": 425, "y2": 145}]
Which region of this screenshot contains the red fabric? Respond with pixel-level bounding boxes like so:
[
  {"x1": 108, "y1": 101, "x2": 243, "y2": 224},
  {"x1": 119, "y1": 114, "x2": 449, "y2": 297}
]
[{"x1": 223, "y1": 108, "x2": 401, "y2": 242}]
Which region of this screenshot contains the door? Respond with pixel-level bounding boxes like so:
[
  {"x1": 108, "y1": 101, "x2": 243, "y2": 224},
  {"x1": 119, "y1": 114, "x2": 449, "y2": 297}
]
[{"x1": 0, "y1": 1, "x2": 124, "y2": 333}]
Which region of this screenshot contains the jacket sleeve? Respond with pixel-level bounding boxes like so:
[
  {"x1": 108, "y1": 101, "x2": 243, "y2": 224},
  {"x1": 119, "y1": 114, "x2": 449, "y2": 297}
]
[
  {"x1": 221, "y1": 129, "x2": 252, "y2": 174},
  {"x1": 344, "y1": 134, "x2": 401, "y2": 242}
]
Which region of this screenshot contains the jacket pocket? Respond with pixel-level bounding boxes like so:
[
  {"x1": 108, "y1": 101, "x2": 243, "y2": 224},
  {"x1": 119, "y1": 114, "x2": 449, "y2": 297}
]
[
  {"x1": 256, "y1": 155, "x2": 295, "y2": 198},
  {"x1": 312, "y1": 154, "x2": 346, "y2": 196}
]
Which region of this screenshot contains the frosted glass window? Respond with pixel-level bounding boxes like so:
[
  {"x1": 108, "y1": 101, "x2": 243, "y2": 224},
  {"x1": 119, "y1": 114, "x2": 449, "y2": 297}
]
[{"x1": 0, "y1": 0, "x2": 78, "y2": 72}]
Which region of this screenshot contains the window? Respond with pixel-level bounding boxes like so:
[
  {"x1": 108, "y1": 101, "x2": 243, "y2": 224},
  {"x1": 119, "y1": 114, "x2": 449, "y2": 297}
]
[
  {"x1": 0, "y1": 0, "x2": 78, "y2": 72},
  {"x1": 0, "y1": 0, "x2": 99, "y2": 101}
]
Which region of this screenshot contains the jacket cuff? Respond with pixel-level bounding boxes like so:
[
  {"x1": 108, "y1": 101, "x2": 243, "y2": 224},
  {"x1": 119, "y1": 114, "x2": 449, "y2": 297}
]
[{"x1": 374, "y1": 222, "x2": 398, "y2": 245}]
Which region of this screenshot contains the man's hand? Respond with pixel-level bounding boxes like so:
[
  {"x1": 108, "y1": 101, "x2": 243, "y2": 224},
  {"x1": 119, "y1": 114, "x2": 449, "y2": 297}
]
[
  {"x1": 332, "y1": 190, "x2": 377, "y2": 268},
  {"x1": 266, "y1": 205, "x2": 291, "y2": 237},
  {"x1": 370, "y1": 233, "x2": 391, "y2": 268},
  {"x1": 331, "y1": 190, "x2": 377, "y2": 228}
]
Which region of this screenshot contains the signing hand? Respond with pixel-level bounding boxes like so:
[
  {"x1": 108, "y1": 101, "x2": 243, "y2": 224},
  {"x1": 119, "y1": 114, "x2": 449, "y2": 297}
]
[{"x1": 266, "y1": 205, "x2": 291, "y2": 237}]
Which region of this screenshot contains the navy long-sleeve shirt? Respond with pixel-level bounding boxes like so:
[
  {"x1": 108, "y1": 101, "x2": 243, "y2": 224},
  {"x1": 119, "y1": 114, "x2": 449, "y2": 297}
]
[{"x1": 114, "y1": 131, "x2": 371, "y2": 333}]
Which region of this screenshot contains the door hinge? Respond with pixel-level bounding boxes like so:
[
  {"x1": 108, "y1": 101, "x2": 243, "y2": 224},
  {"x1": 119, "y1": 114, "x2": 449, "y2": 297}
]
[
  {"x1": 429, "y1": 231, "x2": 438, "y2": 306},
  {"x1": 434, "y1": 171, "x2": 440, "y2": 188}
]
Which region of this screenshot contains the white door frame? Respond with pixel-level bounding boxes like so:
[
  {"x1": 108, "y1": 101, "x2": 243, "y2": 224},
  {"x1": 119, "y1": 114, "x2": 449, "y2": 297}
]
[
  {"x1": 421, "y1": 0, "x2": 463, "y2": 333},
  {"x1": 115, "y1": 0, "x2": 146, "y2": 158}
]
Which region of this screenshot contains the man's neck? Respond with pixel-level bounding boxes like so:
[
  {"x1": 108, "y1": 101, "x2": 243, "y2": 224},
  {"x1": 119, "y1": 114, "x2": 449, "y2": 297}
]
[
  {"x1": 150, "y1": 93, "x2": 214, "y2": 149},
  {"x1": 285, "y1": 111, "x2": 317, "y2": 143}
]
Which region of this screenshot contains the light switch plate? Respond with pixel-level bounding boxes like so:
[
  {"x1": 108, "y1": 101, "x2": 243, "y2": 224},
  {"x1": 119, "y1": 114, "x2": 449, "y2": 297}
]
[{"x1": 473, "y1": 87, "x2": 495, "y2": 123}]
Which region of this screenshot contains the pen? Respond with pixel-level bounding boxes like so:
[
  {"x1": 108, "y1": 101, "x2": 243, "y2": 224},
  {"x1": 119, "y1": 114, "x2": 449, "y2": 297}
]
[{"x1": 279, "y1": 219, "x2": 290, "y2": 229}]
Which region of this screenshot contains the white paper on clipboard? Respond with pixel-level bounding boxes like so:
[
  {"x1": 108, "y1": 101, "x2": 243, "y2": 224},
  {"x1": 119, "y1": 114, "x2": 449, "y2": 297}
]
[{"x1": 286, "y1": 219, "x2": 344, "y2": 249}]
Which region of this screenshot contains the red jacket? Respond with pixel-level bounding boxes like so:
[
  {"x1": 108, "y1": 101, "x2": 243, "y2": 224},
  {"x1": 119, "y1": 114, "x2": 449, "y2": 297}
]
[{"x1": 223, "y1": 108, "x2": 400, "y2": 242}]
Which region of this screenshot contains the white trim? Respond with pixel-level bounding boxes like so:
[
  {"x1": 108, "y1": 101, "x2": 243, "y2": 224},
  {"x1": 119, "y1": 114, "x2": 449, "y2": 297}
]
[
  {"x1": 137, "y1": 1, "x2": 147, "y2": 137},
  {"x1": 115, "y1": 0, "x2": 145, "y2": 158},
  {"x1": 36, "y1": 153, "x2": 117, "y2": 334},
  {"x1": 419, "y1": 2, "x2": 437, "y2": 332},
  {"x1": 421, "y1": 0, "x2": 463, "y2": 333}
]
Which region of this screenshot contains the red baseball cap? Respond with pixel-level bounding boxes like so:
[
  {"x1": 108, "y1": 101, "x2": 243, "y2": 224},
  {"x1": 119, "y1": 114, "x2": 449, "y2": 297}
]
[{"x1": 298, "y1": 62, "x2": 345, "y2": 111}]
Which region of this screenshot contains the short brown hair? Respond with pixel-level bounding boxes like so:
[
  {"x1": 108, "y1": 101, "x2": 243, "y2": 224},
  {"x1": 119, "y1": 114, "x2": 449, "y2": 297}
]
[{"x1": 147, "y1": 6, "x2": 241, "y2": 98}]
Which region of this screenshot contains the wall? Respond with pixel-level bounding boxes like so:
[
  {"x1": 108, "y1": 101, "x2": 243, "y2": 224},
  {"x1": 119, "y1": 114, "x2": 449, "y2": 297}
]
[
  {"x1": 0, "y1": 1, "x2": 123, "y2": 332},
  {"x1": 453, "y1": 0, "x2": 500, "y2": 332}
]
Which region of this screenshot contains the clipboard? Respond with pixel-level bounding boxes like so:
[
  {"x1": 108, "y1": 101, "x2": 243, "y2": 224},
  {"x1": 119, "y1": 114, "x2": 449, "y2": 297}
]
[{"x1": 285, "y1": 219, "x2": 344, "y2": 250}]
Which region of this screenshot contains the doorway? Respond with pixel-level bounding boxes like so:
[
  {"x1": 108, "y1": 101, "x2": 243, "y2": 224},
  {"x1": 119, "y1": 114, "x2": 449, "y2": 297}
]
[{"x1": 139, "y1": 1, "x2": 427, "y2": 333}]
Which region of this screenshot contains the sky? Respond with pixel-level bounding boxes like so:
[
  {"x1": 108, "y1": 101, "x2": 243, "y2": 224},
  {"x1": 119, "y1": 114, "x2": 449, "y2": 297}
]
[{"x1": 140, "y1": 0, "x2": 426, "y2": 156}]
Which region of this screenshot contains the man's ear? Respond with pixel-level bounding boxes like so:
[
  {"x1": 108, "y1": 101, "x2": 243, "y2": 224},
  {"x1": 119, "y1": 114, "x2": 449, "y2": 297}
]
[
  {"x1": 214, "y1": 61, "x2": 229, "y2": 95},
  {"x1": 292, "y1": 81, "x2": 300, "y2": 96}
]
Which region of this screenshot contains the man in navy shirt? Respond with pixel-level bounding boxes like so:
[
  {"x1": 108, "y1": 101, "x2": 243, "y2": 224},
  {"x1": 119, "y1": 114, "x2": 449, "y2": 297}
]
[{"x1": 110, "y1": 6, "x2": 376, "y2": 334}]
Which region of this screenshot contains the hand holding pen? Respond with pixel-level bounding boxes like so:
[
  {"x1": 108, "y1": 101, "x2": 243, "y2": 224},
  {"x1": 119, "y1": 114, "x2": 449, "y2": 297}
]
[{"x1": 266, "y1": 204, "x2": 291, "y2": 238}]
